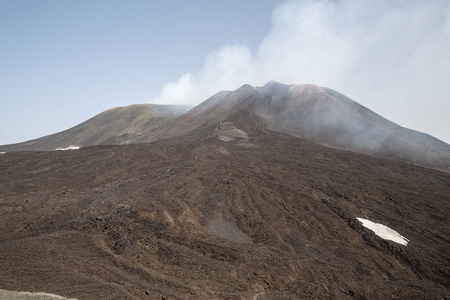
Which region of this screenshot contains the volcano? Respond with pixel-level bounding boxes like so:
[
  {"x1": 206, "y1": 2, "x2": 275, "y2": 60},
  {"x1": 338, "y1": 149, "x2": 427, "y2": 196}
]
[
  {"x1": 1, "y1": 81, "x2": 449, "y2": 172},
  {"x1": 0, "y1": 82, "x2": 449, "y2": 299}
]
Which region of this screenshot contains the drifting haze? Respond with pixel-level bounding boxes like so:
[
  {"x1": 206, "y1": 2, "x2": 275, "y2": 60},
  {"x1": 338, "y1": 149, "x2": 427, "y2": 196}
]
[{"x1": 154, "y1": 0, "x2": 450, "y2": 143}]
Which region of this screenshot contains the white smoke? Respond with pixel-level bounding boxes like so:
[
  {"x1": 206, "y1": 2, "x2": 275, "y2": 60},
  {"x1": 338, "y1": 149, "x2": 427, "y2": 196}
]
[
  {"x1": 152, "y1": 0, "x2": 450, "y2": 142},
  {"x1": 154, "y1": 45, "x2": 254, "y2": 105}
]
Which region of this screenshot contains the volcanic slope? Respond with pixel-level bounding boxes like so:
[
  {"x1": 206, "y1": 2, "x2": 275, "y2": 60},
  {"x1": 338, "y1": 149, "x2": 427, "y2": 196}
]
[
  {"x1": 151, "y1": 81, "x2": 449, "y2": 172},
  {"x1": 2, "y1": 81, "x2": 448, "y2": 173},
  {"x1": 0, "y1": 127, "x2": 449, "y2": 299},
  {"x1": 0, "y1": 104, "x2": 191, "y2": 152},
  {"x1": 255, "y1": 81, "x2": 450, "y2": 172}
]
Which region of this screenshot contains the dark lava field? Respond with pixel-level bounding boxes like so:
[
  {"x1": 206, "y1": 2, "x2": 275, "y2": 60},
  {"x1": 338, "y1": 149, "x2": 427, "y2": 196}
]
[{"x1": 1, "y1": 129, "x2": 449, "y2": 299}]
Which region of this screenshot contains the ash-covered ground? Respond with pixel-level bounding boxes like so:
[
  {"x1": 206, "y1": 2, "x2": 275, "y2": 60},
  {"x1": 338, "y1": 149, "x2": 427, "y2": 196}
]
[{"x1": 1, "y1": 129, "x2": 448, "y2": 299}]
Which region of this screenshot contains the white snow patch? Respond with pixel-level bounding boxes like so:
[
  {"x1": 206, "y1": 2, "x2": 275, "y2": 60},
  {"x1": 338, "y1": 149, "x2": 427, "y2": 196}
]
[
  {"x1": 54, "y1": 145, "x2": 80, "y2": 151},
  {"x1": 0, "y1": 152, "x2": 5, "y2": 154},
  {"x1": 0, "y1": 289, "x2": 78, "y2": 299},
  {"x1": 357, "y1": 218, "x2": 409, "y2": 246}
]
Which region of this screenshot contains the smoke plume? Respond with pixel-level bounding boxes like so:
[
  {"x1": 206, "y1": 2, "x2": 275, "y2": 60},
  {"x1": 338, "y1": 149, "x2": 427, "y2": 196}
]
[{"x1": 152, "y1": 0, "x2": 450, "y2": 142}]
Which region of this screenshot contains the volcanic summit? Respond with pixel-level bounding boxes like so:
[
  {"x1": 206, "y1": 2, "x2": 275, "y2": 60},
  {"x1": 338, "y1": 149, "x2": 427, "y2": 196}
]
[{"x1": 2, "y1": 81, "x2": 449, "y2": 172}]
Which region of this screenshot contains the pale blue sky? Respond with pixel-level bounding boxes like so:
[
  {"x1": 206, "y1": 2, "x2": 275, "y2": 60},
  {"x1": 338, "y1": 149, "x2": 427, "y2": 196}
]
[
  {"x1": 0, "y1": 0, "x2": 281, "y2": 145},
  {"x1": 1, "y1": 0, "x2": 449, "y2": 145}
]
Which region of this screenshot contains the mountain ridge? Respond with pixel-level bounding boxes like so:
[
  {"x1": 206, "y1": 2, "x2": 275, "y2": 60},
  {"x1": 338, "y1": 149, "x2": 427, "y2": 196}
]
[
  {"x1": 1, "y1": 81, "x2": 449, "y2": 172},
  {"x1": 0, "y1": 104, "x2": 192, "y2": 152}
]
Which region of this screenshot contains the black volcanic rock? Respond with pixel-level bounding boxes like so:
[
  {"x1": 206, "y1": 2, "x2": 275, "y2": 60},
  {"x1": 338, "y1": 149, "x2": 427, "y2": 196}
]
[{"x1": 0, "y1": 132, "x2": 449, "y2": 299}]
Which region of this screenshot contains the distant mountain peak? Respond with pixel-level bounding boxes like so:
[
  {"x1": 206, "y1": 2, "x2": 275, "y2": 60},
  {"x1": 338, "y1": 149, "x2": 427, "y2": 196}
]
[
  {"x1": 256, "y1": 80, "x2": 290, "y2": 96},
  {"x1": 264, "y1": 80, "x2": 284, "y2": 87},
  {"x1": 1, "y1": 81, "x2": 449, "y2": 172},
  {"x1": 236, "y1": 83, "x2": 255, "y2": 92}
]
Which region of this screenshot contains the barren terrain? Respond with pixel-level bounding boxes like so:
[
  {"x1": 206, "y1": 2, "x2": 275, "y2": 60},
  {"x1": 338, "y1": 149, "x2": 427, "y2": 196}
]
[
  {"x1": 1, "y1": 127, "x2": 449, "y2": 299},
  {"x1": 1, "y1": 82, "x2": 449, "y2": 299}
]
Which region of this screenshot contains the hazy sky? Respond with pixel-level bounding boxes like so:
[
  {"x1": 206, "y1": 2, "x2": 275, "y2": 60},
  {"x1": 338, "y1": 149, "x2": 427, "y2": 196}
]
[{"x1": 1, "y1": 0, "x2": 449, "y2": 145}]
